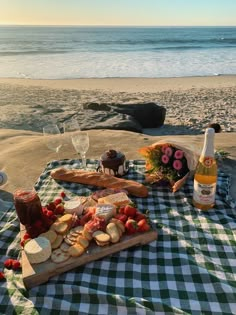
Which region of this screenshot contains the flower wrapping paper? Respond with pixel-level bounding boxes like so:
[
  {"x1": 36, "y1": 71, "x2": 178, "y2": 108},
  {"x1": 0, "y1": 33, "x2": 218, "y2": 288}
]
[{"x1": 139, "y1": 140, "x2": 199, "y2": 192}]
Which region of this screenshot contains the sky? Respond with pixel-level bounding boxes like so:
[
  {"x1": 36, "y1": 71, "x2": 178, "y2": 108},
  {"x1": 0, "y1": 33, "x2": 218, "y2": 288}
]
[{"x1": 0, "y1": 0, "x2": 235, "y2": 27}]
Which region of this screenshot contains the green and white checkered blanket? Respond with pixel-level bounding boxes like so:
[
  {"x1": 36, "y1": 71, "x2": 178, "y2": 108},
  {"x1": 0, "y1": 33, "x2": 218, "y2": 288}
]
[{"x1": 0, "y1": 159, "x2": 236, "y2": 315}]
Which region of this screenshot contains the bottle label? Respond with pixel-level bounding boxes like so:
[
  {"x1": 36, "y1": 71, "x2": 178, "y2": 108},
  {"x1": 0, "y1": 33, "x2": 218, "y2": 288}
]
[
  {"x1": 201, "y1": 156, "x2": 214, "y2": 168},
  {"x1": 193, "y1": 180, "x2": 216, "y2": 205}
]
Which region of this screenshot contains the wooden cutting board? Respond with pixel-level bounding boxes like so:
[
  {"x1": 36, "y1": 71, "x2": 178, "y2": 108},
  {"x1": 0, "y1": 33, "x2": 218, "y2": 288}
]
[{"x1": 21, "y1": 226, "x2": 158, "y2": 289}]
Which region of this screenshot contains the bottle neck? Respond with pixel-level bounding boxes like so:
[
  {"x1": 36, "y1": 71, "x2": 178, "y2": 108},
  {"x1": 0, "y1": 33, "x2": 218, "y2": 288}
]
[{"x1": 201, "y1": 129, "x2": 215, "y2": 158}]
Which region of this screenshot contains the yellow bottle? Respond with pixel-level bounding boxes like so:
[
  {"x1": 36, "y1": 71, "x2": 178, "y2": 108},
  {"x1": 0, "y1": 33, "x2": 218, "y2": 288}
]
[{"x1": 193, "y1": 128, "x2": 217, "y2": 210}]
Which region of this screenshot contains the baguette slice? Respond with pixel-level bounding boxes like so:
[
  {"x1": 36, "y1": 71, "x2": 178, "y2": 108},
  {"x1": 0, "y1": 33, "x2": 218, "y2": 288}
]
[{"x1": 50, "y1": 168, "x2": 148, "y2": 198}]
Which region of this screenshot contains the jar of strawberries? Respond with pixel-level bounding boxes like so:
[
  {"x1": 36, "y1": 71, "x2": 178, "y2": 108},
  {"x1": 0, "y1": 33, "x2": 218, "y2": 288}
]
[{"x1": 14, "y1": 189, "x2": 43, "y2": 226}]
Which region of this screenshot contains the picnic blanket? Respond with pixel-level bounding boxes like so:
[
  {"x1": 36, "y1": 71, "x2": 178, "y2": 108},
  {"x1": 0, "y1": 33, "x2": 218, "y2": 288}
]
[{"x1": 0, "y1": 159, "x2": 236, "y2": 315}]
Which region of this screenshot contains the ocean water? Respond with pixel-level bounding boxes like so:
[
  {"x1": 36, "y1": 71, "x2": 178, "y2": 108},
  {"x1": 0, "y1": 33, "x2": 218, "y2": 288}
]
[{"x1": 0, "y1": 26, "x2": 235, "y2": 79}]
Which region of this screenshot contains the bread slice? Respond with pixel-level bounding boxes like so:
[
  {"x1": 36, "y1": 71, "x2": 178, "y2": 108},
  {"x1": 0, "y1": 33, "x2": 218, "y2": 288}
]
[
  {"x1": 92, "y1": 230, "x2": 111, "y2": 244},
  {"x1": 50, "y1": 221, "x2": 69, "y2": 235}
]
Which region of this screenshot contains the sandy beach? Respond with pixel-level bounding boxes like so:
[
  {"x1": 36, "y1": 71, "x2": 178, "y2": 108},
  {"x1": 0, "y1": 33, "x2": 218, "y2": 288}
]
[{"x1": 0, "y1": 76, "x2": 236, "y2": 201}]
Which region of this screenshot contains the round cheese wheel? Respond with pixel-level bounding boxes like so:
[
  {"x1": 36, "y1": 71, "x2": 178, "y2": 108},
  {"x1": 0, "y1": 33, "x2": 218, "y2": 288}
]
[{"x1": 24, "y1": 236, "x2": 51, "y2": 264}]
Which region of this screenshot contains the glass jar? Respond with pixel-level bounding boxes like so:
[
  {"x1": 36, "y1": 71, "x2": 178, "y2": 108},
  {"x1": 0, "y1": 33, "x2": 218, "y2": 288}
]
[{"x1": 14, "y1": 189, "x2": 43, "y2": 226}]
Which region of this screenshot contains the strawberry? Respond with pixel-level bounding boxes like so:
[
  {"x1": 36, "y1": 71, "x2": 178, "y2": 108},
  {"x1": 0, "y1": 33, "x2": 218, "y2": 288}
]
[
  {"x1": 46, "y1": 210, "x2": 54, "y2": 217},
  {"x1": 123, "y1": 205, "x2": 137, "y2": 218},
  {"x1": 20, "y1": 238, "x2": 31, "y2": 248},
  {"x1": 23, "y1": 232, "x2": 31, "y2": 240},
  {"x1": 134, "y1": 212, "x2": 147, "y2": 222},
  {"x1": 12, "y1": 260, "x2": 21, "y2": 270},
  {"x1": 42, "y1": 207, "x2": 48, "y2": 215},
  {"x1": 118, "y1": 206, "x2": 125, "y2": 214},
  {"x1": 114, "y1": 214, "x2": 128, "y2": 223},
  {"x1": 0, "y1": 271, "x2": 5, "y2": 280},
  {"x1": 137, "y1": 219, "x2": 150, "y2": 232},
  {"x1": 47, "y1": 202, "x2": 56, "y2": 211},
  {"x1": 54, "y1": 198, "x2": 62, "y2": 206},
  {"x1": 4, "y1": 258, "x2": 14, "y2": 269},
  {"x1": 55, "y1": 203, "x2": 64, "y2": 215},
  {"x1": 60, "y1": 191, "x2": 66, "y2": 199},
  {"x1": 125, "y1": 219, "x2": 138, "y2": 234}
]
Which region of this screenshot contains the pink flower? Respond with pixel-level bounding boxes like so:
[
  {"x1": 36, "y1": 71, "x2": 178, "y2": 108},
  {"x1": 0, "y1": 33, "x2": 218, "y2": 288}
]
[
  {"x1": 164, "y1": 147, "x2": 173, "y2": 157},
  {"x1": 161, "y1": 154, "x2": 169, "y2": 164},
  {"x1": 161, "y1": 144, "x2": 169, "y2": 154},
  {"x1": 174, "y1": 150, "x2": 184, "y2": 160},
  {"x1": 173, "y1": 160, "x2": 183, "y2": 171}
]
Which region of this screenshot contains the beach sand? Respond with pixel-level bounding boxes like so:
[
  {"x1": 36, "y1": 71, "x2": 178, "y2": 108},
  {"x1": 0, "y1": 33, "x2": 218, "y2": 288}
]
[{"x1": 0, "y1": 76, "x2": 235, "y2": 201}]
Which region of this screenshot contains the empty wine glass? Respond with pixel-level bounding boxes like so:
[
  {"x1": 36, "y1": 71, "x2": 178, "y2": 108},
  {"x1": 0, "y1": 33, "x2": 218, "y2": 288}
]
[
  {"x1": 63, "y1": 119, "x2": 81, "y2": 143},
  {"x1": 43, "y1": 124, "x2": 62, "y2": 159},
  {"x1": 71, "y1": 131, "x2": 89, "y2": 169},
  {"x1": 0, "y1": 170, "x2": 13, "y2": 211}
]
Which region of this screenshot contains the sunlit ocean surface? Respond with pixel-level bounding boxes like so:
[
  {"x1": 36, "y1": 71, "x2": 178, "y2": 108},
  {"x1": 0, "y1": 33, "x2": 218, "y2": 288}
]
[{"x1": 0, "y1": 26, "x2": 235, "y2": 79}]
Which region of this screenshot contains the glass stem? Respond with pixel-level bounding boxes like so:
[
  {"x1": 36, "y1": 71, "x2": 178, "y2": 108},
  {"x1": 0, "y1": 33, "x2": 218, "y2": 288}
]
[{"x1": 81, "y1": 153, "x2": 86, "y2": 169}]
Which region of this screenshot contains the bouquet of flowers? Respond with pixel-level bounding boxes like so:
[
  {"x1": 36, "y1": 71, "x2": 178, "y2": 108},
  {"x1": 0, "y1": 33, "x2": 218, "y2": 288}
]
[{"x1": 139, "y1": 141, "x2": 198, "y2": 192}]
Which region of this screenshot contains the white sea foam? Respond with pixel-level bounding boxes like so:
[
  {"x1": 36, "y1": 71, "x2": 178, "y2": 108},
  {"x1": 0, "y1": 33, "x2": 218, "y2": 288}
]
[{"x1": 0, "y1": 26, "x2": 235, "y2": 79}]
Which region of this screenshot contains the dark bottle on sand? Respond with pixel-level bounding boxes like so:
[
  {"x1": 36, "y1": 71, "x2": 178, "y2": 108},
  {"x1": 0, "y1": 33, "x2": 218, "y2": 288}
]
[{"x1": 193, "y1": 128, "x2": 217, "y2": 210}]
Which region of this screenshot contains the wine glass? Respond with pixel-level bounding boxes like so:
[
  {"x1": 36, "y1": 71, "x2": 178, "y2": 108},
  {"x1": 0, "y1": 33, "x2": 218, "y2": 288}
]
[
  {"x1": 63, "y1": 119, "x2": 81, "y2": 144},
  {"x1": 71, "y1": 131, "x2": 89, "y2": 169},
  {"x1": 43, "y1": 124, "x2": 62, "y2": 159},
  {"x1": 0, "y1": 170, "x2": 13, "y2": 211}
]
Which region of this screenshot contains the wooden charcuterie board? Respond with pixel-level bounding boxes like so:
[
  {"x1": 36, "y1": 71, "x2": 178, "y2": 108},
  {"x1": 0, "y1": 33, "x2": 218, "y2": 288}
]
[{"x1": 21, "y1": 226, "x2": 157, "y2": 289}]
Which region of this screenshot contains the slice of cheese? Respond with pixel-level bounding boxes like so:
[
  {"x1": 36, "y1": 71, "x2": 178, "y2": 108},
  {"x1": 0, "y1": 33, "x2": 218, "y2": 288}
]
[
  {"x1": 24, "y1": 236, "x2": 51, "y2": 264},
  {"x1": 95, "y1": 204, "x2": 116, "y2": 222},
  {"x1": 64, "y1": 197, "x2": 87, "y2": 215},
  {"x1": 97, "y1": 192, "x2": 130, "y2": 207}
]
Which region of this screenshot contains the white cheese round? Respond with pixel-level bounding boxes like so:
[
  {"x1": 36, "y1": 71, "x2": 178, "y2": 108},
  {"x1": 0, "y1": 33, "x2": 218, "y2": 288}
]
[
  {"x1": 24, "y1": 236, "x2": 51, "y2": 264},
  {"x1": 64, "y1": 197, "x2": 85, "y2": 215}
]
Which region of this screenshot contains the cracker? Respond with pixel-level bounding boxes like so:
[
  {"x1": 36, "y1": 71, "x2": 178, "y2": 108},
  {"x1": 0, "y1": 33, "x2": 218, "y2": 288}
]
[
  {"x1": 58, "y1": 213, "x2": 73, "y2": 224},
  {"x1": 51, "y1": 234, "x2": 63, "y2": 249},
  {"x1": 64, "y1": 236, "x2": 76, "y2": 246},
  {"x1": 76, "y1": 236, "x2": 89, "y2": 249},
  {"x1": 71, "y1": 226, "x2": 84, "y2": 234},
  {"x1": 40, "y1": 230, "x2": 57, "y2": 244},
  {"x1": 60, "y1": 242, "x2": 71, "y2": 253},
  {"x1": 51, "y1": 248, "x2": 70, "y2": 263},
  {"x1": 68, "y1": 244, "x2": 85, "y2": 257},
  {"x1": 51, "y1": 221, "x2": 69, "y2": 235}
]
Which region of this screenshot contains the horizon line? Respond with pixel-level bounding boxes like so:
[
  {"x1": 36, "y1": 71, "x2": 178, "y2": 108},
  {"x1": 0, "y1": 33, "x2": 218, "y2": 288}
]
[{"x1": 0, "y1": 24, "x2": 236, "y2": 28}]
